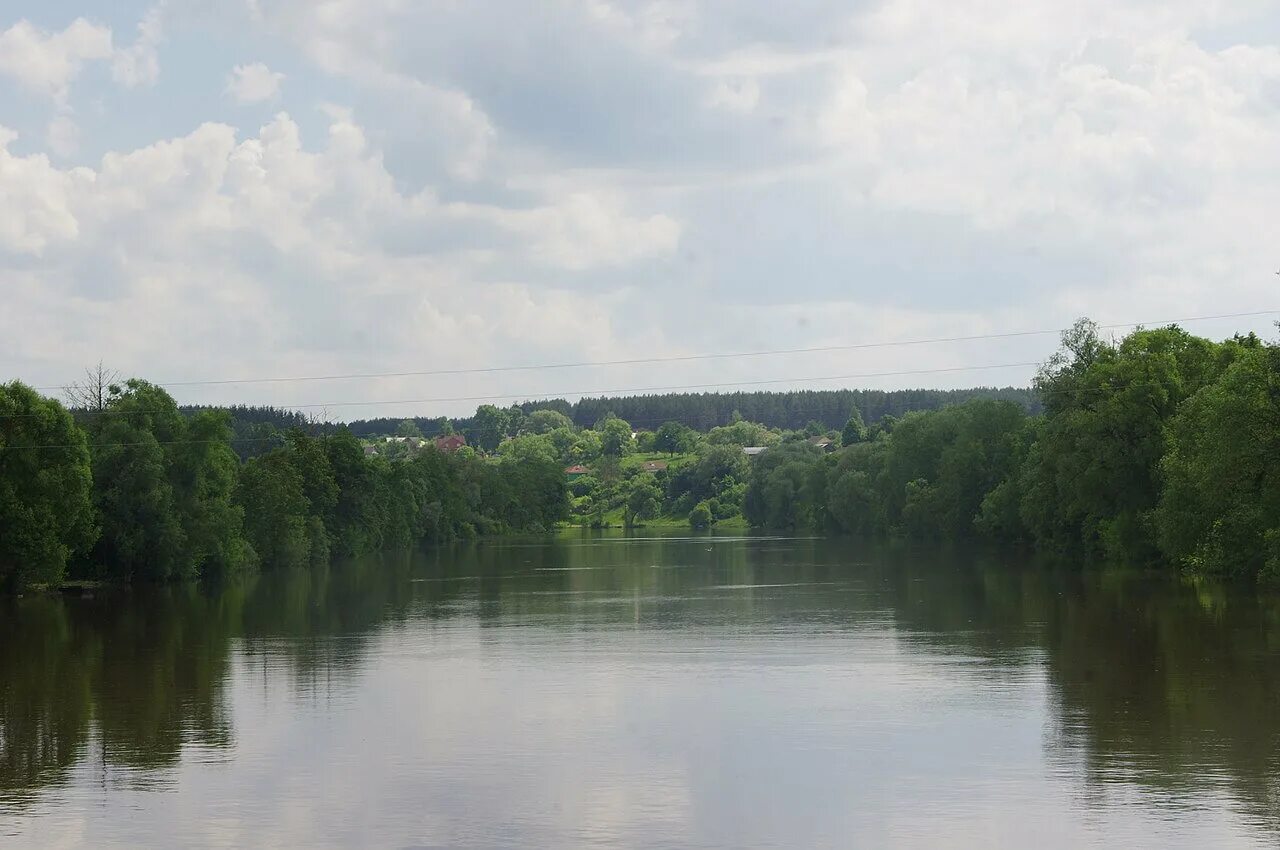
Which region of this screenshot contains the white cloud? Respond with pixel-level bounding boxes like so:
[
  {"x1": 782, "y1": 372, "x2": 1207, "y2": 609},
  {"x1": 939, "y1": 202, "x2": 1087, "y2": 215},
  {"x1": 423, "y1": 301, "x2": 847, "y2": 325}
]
[
  {"x1": 225, "y1": 62, "x2": 284, "y2": 103},
  {"x1": 0, "y1": 112, "x2": 686, "y2": 411},
  {"x1": 3, "y1": 0, "x2": 1280, "y2": 414},
  {"x1": 111, "y1": 3, "x2": 165, "y2": 88},
  {"x1": 0, "y1": 7, "x2": 163, "y2": 104},
  {"x1": 0, "y1": 127, "x2": 83, "y2": 254},
  {"x1": 46, "y1": 114, "x2": 80, "y2": 157},
  {"x1": 706, "y1": 77, "x2": 759, "y2": 113},
  {"x1": 0, "y1": 18, "x2": 113, "y2": 102}
]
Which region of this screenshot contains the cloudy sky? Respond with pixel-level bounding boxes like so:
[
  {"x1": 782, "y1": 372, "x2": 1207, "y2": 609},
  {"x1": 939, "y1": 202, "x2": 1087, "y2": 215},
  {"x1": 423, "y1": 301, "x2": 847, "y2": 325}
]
[{"x1": 2, "y1": 1, "x2": 1278, "y2": 419}]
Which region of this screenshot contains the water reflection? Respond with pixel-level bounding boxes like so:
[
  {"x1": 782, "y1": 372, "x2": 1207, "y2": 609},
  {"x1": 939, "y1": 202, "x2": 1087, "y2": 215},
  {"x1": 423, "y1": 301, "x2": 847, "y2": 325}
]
[{"x1": 1, "y1": 533, "x2": 1277, "y2": 847}]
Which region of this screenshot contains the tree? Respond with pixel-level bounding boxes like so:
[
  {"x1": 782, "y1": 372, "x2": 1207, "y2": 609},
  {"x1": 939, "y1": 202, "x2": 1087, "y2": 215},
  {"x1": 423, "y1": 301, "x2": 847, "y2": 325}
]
[
  {"x1": 395, "y1": 420, "x2": 423, "y2": 438},
  {"x1": 655, "y1": 421, "x2": 696, "y2": 455},
  {"x1": 526, "y1": 409, "x2": 573, "y2": 434},
  {"x1": 1155, "y1": 343, "x2": 1280, "y2": 583},
  {"x1": 599, "y1": 417, "x2": 634, "y2": 458},
  {"x1": 324, "y1": 429, "x2": 383, "y2": 556},
  {"x1": 689, "y1": 502, "x2": 713, "y2": 530},
  {"x1": 0, "y1": 383, "x2": 98, "y2": 590},
  {"x1": 497, "y1": 433, "x2": 559, "y2": 465},
  {"x1": 64, "y1": 361, "x2": 120, "y2": 413},
  {"x1": 707, "y1": 419, "x2": 775, "y2": 448},
  {"x1": 170, "y1": 410, "x2": 255, "y2": 578},
  {"x1": 625, "y1": 476, "x2": 662, "y2": 526},
  {"x1": 1020, "y1": 323, "x2": 1223, "y2": 561},
  {"x1": 571, "y1": 429, "x2": 602, "y2": 464},
  {"x1": 691, "y1": 445, "x2": 750, "y2": 503},
  {"x1": 87, "y1": 380, "x2": 193, "y2": 582},
  {"x1": 841, "y1": 406, "x2": 867, "y2": 446},
  {"x1": 468, "y1": 405, "x2": 510, "y2": 452},
  {"x1": 236, "y1": 451, "x2": 311, "y2": 570}
]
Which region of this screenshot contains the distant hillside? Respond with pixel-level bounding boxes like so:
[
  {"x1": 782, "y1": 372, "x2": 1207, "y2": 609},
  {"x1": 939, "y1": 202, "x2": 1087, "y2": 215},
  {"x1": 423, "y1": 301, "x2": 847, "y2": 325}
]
[
  {"x1": 342, "y1": 386, "x2": 1040, "y2": 437},
  {"x1": 568, "y1": 387, "x2": 1040, "y2": 431}
]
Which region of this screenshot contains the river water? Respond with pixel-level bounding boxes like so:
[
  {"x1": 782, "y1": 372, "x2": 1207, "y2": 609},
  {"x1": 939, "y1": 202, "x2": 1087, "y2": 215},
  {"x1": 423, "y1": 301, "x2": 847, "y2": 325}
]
[{"x1": 2, "y1": 532, "x2": 1278, "y2": 848}]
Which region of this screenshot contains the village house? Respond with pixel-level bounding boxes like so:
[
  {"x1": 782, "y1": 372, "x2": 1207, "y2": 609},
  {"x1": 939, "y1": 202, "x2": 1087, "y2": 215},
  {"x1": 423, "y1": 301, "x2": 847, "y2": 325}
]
[
  {"x1": 808, "y1": 436, "x2": 836, "y2": 453},
  {"x1": 742, "y1": 446, "x2": 768, "y2": 457},
  {"x1": 564, "y1": 465, "x2": 590, "y2": 481},
  {"x1": 639, "y1": 460, "x2": 668, "y2": 473},
  {"x1": 435, "y1": 434, "x2": 467, "y2": 453}
]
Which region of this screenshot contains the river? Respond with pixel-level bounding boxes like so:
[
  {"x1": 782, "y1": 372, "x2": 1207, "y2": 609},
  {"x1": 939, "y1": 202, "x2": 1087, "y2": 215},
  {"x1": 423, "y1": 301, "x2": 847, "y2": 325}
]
[{"x1": 2, "y1": 532, "x2": 1278, "y2": 848}]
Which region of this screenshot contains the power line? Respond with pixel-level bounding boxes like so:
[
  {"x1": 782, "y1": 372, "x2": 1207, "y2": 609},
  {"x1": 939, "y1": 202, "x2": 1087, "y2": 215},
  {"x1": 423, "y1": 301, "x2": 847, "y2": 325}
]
[
  {"x1": 2, "y1": 365, "x2": 1256, "y2": 450},
  {"x1": 30, "y1": 308, "x2": 1279, "y2": 392}
]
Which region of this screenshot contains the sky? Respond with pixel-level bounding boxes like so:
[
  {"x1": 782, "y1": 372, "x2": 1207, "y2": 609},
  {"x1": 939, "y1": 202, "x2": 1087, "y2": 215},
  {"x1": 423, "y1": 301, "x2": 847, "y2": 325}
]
[{"x1": 1, "y1": 0, "x2": 1278, "y2": 420}]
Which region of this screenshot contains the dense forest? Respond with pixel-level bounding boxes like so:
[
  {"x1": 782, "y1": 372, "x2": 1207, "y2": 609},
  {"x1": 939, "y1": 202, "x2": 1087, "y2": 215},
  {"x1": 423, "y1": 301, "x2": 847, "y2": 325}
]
[
  {"x1": 2, "y1": 320, "x2": 1277, "y2": 590},
  {"x1": 341, "y1": 386, "x2": 1039, "y2": 440},
  {"x1": 0, "y1": 381, "x2": 566, "y2": 591},
  {"x1": 740, "y1": 321, "x2": 1280, "y2": 584}
]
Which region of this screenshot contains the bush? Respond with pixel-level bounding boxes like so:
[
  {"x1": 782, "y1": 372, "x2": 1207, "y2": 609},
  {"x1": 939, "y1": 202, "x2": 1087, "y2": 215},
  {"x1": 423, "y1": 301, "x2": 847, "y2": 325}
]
[{"x1": 689, "y1": 502, "x2": 713, "y2": 530}]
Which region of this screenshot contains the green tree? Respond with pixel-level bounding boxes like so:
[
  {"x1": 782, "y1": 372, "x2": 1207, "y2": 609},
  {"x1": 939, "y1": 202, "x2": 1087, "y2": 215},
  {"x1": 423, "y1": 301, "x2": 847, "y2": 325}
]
[
  {"x1": 324, "y1": 429, "x2": 384, "y2": 556},
  {"x1": 237, "y1": 451, "x2": 311, "y2": 570},
  {"x1": 1156, "y1": 343, "x2": 1280, "y2": 582},
  {"x1": 655, "y1": 421, "x2": 696, "y2": 455},
  {"x1": 599, "y1": 417, "x2": 634, "y2": 457},
  {"x1": 1020, "y1": 322, "x2": 1223, "y2": 561},
  {"x1": 624, "y1": 476, "x2": 662, "y2": 526},
  {"x1": 395, "y1": 420, "x2": 423, "y2": 438},
  {"x1": 689, "y1": 501, "x2": 713, "y2": 530},
  {"x1": 86, "y1": 381, "x2": 197, "y2": 582},
  {"x1": 571, "y1": 429, "x2": 603, "y2": 464},
  {"x1": 497, "y1": 433, "x2": 559, "y2": 465},
  {"x1": 526, "y1": 409, "x2": 574, "y2": 434},
  {"x1": 707, "y1": 419, "x2": 776, "y2": 448},
  {"x1": 467, "y1": 405, "x2": 510, "y2": 452},
  {"x1": 841, "y1": 406, "x2": 867, "y2": 446},
  {"x1": 0, "y1": 383, "x2": 98, "y2": 590},
  {"x1": 170, "y1": 410, "x2": 255, "y2": 578}
]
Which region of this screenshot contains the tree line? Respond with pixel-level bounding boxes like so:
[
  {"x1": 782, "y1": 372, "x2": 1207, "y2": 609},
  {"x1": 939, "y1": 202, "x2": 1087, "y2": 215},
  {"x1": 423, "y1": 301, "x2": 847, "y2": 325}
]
[
  {"x1": 742, "y1": 321, "x2": 1280, "y2": 585},
  {"x1": 3, "y1": 320, "x2": 1277, "y2": 589},
  {"x1": 0, "y1": 380, "x2": 567, "y2": 591},
  {"x1": 339, "y1": 386, "x2": 1039, "y2": 442}
]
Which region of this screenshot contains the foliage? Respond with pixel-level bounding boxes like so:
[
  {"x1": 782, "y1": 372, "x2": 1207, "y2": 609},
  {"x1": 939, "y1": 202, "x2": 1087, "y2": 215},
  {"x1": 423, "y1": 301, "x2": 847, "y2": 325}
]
[
  {"x1": 6, "y1": 323, "x2": 1280, "y2": 588},
  {"x1": 395, "y1": 420, "x2": 423, "y2": 438},
  {"x1": 0, "y1": 383, "x2": 98, "y2": 590},
  {"x1": 841, "y1": 406, "x2": 867, "y2": 446},
  {"x1": 526, "y1": 409, "x2": 573, "y2": 434},
  {"x1": 467, "y1": 405, "x2": 510, "y2": 452},
  {"x1": 1155, "y1": 343, "x2": 1279, "y2": 580},
  {"x1": 706, "y1": 419, "x2": 777, "y2": 448},
  {"x1": 85, "y1": 380, "x2": 252, "y2": 582},
  {"x1": 654, "y1": 421, "x2": 699, "y2": 454},
  {"x1": 624, "y1": 476, "x2": 662, "y2": 526},
  {"x1": 598, "y1": 417, "x2": 634, "y2": 457}
]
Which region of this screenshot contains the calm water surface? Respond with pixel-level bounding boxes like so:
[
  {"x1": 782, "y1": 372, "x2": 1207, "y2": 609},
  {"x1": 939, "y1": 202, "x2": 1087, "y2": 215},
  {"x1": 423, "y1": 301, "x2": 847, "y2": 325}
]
[{"x1": 2, "y1": 533, "x2": 1278, "y2": 848}]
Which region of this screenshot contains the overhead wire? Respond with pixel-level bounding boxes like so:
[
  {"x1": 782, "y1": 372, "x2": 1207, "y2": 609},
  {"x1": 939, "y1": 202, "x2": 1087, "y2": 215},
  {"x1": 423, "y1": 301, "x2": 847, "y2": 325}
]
[
  {"x1": 28, "y1": 308, "x2": 1280, "y2": 392},
  {"x1": 1, "y1": 365, "x2": 1258, "y2": 450}
]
